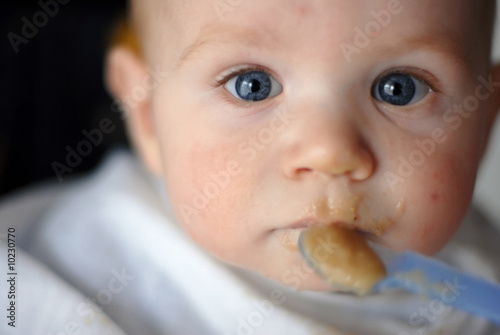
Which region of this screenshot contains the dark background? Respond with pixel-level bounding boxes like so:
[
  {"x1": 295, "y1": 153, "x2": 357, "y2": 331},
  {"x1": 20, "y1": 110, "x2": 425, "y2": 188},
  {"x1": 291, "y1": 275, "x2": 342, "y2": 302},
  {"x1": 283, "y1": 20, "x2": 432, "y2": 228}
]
[{"x1": 0, "y1": 0, "x2": 129, "y2": 196}]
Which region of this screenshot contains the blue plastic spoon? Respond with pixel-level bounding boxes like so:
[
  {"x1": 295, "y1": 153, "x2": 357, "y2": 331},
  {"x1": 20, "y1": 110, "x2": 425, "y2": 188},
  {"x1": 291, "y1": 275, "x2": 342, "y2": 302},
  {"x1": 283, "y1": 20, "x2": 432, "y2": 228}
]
[{"x1": 298, "y1": 229, "x2": 500, "y2": 325}]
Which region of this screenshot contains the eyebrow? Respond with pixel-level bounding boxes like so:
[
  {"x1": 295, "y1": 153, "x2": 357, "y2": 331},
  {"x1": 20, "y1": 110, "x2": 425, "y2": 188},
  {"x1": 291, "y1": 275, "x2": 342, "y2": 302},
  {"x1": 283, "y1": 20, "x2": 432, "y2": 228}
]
[
  {"x1": 175, "y1": 25, "x2": 282, "y2": 70},
  {"x1": 175, "y1": 25, "x2": 471, "y2": 73},
  {"x1": 371, "y1": 34, "x2": 472, "y2": 70}
]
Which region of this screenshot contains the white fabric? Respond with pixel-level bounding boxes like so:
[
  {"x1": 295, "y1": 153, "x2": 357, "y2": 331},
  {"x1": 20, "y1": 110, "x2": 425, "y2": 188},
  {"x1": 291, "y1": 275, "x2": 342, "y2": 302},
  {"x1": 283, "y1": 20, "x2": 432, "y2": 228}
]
[
  {"x1": 0, "y1": 244, "x2": 128, "y2": 335},
  {"x1": 0, "y1": 150, "x2": 499, "y2": 334}
]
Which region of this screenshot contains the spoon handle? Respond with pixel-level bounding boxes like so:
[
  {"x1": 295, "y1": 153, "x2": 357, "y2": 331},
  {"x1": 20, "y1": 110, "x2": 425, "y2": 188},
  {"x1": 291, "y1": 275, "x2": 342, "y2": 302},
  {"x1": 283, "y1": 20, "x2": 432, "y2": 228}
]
[{"x1": 375, "y1": 251, "x2": 500, "y2": 325}]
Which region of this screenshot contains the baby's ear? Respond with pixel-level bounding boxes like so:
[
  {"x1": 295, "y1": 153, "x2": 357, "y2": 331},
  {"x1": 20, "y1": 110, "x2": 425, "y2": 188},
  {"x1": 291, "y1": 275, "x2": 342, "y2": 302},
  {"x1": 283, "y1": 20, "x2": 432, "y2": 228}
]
[{"x1": 105, "y1": 47, "x2": 163, "y2": 175}]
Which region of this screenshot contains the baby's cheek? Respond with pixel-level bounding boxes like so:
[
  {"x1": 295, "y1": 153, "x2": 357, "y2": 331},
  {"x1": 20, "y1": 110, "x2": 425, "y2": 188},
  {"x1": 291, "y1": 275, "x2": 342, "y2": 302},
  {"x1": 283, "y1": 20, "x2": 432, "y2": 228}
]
[
  {"x1": 169, "y1": 141, "x2": 258, "y2": 261},
  {"x1": 399, "y1": 154, "x2": 474, "y2": 254}
]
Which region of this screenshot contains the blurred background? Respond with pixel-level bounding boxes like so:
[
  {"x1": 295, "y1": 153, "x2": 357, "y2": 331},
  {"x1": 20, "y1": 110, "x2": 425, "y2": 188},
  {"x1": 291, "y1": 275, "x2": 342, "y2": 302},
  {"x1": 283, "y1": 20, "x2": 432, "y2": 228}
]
[
  {"x1": 0, "y1": 1, "x2": 499, "y2": 226},
  {"x1": 0, "y1": 0, "x2": 128, "y2": 195}
]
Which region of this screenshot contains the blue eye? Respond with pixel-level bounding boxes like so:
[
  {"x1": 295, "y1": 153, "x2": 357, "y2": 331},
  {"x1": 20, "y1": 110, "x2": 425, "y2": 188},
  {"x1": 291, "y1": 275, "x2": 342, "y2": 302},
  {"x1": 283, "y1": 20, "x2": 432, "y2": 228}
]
[
  {"x1": 372, "y1": 73, "x2": 430, "y2": 106},
  {"x1": 224, "y1": 71, "x2": 283, "y2": 102}
]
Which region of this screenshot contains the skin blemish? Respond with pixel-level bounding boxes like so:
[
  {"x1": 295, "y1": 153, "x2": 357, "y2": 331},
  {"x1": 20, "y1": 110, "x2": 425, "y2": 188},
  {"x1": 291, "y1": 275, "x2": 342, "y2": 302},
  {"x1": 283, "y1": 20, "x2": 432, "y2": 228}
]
[
  {"x1": 431, "y1": 192, "x2": 439, "y2": 202},
  {"x1": 297, "y1": 5, "x2": 310, "y2": 17},
  {"x1": 419, "y1": 225, "x2": 430, "y2": 239}
]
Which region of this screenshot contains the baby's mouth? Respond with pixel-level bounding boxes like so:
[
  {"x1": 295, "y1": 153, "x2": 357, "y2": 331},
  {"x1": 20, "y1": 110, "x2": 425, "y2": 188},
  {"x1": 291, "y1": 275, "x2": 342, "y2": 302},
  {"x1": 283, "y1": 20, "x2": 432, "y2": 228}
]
[
  {"x1": 292, "y1": 195, "x2": 406, "y2": 237},
  {"x1": 275, "y1": 195, "x2": 405, "y2": 253},
  {"x1": 299, "y1": 194, "x2": 362, "y2": 226},
  {"x1": 276, "y1": 219, "x2": 379, "y2": 254}
]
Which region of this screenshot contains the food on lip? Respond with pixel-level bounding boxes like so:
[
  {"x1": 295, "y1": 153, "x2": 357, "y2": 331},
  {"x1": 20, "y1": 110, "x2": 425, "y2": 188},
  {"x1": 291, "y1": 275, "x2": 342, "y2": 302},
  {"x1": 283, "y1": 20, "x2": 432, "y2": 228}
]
[
  {"x1": 301, "y1": 195, "x2": 362, "y2": 224},
  {"x1": 319, "y1": 195, "x2": 361, "y2": 223},
  {"x1": 300, "y1": 225, "x2": 387, "y2": 295},
  {"x1": 299, "y1": 196, "x2": 405, "y2": 236},
  {"x1": 276, "y1": 230, "x2": 300, "y2": 252}
]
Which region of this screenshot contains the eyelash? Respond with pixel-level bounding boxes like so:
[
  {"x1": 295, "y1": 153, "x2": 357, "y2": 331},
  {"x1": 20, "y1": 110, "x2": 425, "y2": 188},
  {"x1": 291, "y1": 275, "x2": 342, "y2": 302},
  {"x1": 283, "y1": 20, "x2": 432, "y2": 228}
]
[
  {"x1": 213, "y1": 64, "x2": 272, "y2": 87},
  {"x1": 377, "y1": 67, "x2": 441, "y2": 94}
]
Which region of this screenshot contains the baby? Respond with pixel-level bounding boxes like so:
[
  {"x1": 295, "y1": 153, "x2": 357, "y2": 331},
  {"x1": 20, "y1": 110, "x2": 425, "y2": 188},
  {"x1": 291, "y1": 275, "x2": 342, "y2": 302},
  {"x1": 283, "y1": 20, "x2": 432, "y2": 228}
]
[
  {"x1": 110, "y1": 0, "x2": 500, "y2": 285},
  {"x1": 2, "y1": 0, "x2": 500, "y2": 334}
]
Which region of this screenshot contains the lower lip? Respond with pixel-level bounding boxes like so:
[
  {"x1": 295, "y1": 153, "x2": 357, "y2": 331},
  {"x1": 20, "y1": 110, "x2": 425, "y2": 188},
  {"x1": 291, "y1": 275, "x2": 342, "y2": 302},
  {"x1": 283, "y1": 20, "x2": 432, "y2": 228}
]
[{"x1": 284, "y1": 221, "x2": 379, "y2": 241}]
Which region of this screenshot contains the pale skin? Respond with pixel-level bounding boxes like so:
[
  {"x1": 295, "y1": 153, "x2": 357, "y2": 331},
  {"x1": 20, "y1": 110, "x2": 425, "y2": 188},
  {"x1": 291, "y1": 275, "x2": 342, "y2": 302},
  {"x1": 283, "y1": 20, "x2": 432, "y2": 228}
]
[{"x1": 107, "y1": 0, "x2": 500, "y2": 291}]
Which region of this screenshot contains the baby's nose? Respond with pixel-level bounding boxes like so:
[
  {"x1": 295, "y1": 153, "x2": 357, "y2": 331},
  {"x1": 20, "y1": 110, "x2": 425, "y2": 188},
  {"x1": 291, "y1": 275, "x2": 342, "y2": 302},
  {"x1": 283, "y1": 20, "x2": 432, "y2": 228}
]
[{"x1": 282, "y1": 110, "x2": 374, "y2": 181}]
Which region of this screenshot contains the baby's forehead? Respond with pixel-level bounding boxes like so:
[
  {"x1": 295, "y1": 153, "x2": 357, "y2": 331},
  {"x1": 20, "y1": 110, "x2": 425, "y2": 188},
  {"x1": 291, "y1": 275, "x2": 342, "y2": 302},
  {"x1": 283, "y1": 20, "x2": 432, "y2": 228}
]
[
  {"x1": 134, "y1": 0, "x2": 494, "y2": 27},
  {"x1": 133, "y1": 0, "x2": 494, "y2": 68}
]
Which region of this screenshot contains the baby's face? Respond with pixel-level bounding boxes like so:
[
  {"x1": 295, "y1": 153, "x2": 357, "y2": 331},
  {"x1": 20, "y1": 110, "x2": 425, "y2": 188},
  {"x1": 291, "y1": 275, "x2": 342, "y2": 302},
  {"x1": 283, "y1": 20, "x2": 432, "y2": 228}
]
[{"x1": 138, "y1": 0, "x2": 497, "y2": 290}]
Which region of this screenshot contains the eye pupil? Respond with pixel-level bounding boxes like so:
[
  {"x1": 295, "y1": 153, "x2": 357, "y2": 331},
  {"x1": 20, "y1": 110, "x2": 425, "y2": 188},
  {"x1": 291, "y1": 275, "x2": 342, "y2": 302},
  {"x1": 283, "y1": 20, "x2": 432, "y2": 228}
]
[
  {"x1": 375, "y1": 73, "x2": 418, "y2": 106},
  {"x1": 250, "y1": 79, "x2": 261, "y2": 93},
  {"x1": 384, "y1": 82, "x2": 403, "y2": 96},
  {"x1": 235, "y1": 71, "x2": 272, "y2": 101}
]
